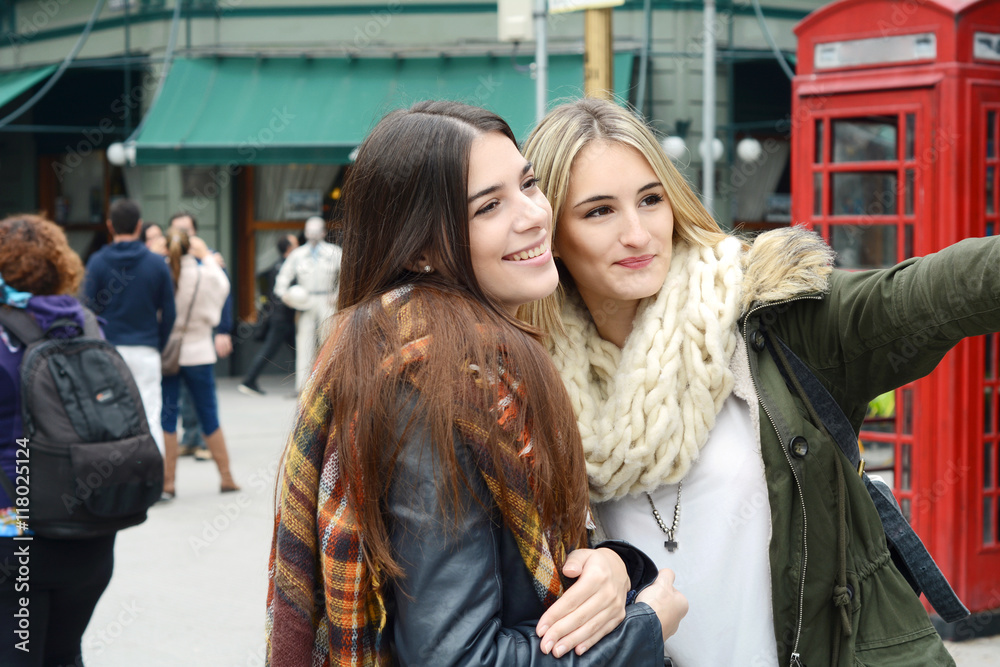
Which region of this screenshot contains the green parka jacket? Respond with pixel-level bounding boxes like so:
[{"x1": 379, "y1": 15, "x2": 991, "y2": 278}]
[{"x1": 741, "y1": 229, "x2": 1000, "y2": 667}]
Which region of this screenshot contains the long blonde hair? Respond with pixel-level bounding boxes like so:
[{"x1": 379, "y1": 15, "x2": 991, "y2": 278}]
[{"x1": 520, "y1": 98, "x2": 730, "y2": 333}]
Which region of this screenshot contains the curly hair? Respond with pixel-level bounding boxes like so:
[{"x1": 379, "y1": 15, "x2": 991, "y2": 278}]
[{"x1": 0, "y1": 214, "x2": 85, "y2": 296}]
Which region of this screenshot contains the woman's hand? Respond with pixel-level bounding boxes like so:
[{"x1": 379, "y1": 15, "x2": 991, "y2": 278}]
[
  {"x1": 535, "y1": 547, "x2": 629, "y2": 658},
  {"x1": 635, "y1": 568, "x2": 688, "y2": 641},
  {"x1": 188, "y1": 235, "x2": 210, "y2": 260}
]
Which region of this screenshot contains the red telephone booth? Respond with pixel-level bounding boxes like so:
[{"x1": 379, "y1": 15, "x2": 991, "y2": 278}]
[{"x1": 792, "y1": 0, "x2": 1000, "y2": 633}]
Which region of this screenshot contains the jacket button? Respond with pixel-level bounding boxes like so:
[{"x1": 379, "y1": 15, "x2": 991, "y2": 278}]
[
  {"x1": 750, "y1": 329, "x2": 766, "y2": 352},
  {"x1": 789, "y1": 436, "x2": 809, "y2": 458}
]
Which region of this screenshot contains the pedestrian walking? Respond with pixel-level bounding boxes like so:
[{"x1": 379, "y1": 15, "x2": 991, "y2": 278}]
[
  {"x1": 83, "y1": 199, "x2": 175, "y2": 454},
  {"x1": 522, "y1": 98, "x2": 995, "y2": 666},
  {"x1": 160, "y1": 227, "x2": 240, "y2": 500},
  {"x1": 266, "y1": 101, "x2": 686, "y2": 666},
  {"x1": 273, "y1": 216, "x2": 341, "y2": 393},
  {"x1": 239, "y1": 234, "x2": 299, "y2": 396}
]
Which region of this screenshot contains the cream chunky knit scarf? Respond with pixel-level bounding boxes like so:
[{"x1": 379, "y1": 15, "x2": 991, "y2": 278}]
[{"x1": 552, "y1": 237, "x2": 745, "y2": 501}]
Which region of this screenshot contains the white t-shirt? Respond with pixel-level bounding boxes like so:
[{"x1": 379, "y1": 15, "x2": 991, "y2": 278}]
[{"x1": 597, "y1": 394, "x2": 778, "y2": 667}]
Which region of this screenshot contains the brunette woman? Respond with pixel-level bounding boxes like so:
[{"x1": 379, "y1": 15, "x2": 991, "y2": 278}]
[
  {"x1": 522, "y1": 98, "x2": 998, "y2": 666},
  {"x1": 160, "y1": 228, "x2": 239, "y2": 499},
  {"x1": 266, "y1": 101, "x2": 686, "y2": 665}
]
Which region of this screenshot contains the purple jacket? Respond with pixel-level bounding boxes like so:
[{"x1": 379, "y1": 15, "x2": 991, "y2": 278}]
[{"x1": 0, "y1": 296, "x2": 91, "y2": 508}]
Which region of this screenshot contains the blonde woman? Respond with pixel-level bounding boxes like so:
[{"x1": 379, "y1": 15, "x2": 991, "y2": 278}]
[
  {"x1": 160, "y1": 227, "x2": 239, "y2": 499},
  {"x1": 522, "y1": 98, "x2": 998, "y2": 666}
]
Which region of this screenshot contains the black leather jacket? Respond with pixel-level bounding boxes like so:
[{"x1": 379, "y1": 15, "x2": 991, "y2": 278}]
[{"x1": 384, "y1": 400, "x2": 665, "y2": 666}]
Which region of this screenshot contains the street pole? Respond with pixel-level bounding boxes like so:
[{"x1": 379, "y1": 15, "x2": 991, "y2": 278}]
[
  {"x1": 702, "y1": 0, "x2": 716, "y2": 214},
  {"x1": 535, "y1": 0, "x2": 548, "y2": 123},
  {"x1": 583, "y1": 7, "x2": 613, "y2": 99}
]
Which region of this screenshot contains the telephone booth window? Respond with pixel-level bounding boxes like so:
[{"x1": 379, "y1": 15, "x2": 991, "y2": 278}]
[
  {"x1": 986, "y1": 107, "x2": 1000, "y2": 547},
  {"x1": 808, "y1": 105, "x2": 924, "y2": 522},
  {"x1": 815, "y1": 119, "x2": 824, "y2": 164},
  {"x1": 811, "y1": 108, "x2": 919, "y2": 270},
  {"x1": 832, "y1": 117, "x2": 897, "y2": 162}
]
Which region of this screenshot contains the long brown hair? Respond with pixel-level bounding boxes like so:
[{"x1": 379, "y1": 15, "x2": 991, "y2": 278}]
[
  {"x1": 165, "y1": 226, "x2": 190, "y2": 289},
  {"x1": 311, "y1": 101, "x2": 590, "y2": 580}
]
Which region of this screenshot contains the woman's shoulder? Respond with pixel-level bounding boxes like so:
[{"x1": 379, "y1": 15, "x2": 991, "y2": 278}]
[{"x1": 739, "y1": 227, "x2": 835, "y2": 313}]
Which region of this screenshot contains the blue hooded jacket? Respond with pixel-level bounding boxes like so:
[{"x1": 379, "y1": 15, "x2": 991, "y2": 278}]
[{"x1": 83, "y1": 240, "x2": 175, "y2": 350}]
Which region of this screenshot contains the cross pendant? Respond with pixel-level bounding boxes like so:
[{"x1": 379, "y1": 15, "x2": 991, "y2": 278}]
[{"x1": 665, "y1": 539, "x2": 677, "y2": 553}]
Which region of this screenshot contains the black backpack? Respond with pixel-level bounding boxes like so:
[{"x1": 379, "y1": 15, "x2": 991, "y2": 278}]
[{"x1": 0, "y1": 305, "x2": 163, "y2": 539}]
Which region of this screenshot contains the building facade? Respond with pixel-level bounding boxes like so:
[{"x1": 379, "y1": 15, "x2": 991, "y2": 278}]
[{"x1": 0, "y1": 0, "x2": 820, "y2": 373}]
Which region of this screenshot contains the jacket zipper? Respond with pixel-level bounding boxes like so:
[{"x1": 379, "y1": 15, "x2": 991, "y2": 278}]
[{"x1": 743, "y1": 296, "x2": 819, "y2": 667}]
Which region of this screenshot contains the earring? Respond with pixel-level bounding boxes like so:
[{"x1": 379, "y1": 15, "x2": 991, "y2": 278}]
[{"x1": 423, "y1": 265, "x2": 432, "y2": 273}]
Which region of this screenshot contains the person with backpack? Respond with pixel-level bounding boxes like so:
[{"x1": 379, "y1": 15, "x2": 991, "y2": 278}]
[
  {"x1": 160, "y1": 227, "x2": 240, "y2": 501},
  {"x1": 84, "y1": 199, "x2": 176, "y2": 455},
  {"x1": 0, "y1": 214, "x2": 161, "y2": 666}
]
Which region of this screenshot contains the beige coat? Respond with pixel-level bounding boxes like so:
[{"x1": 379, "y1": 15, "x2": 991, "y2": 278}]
[{"x1": 172, "y1": 254, "x2": 230, "y2": 367}]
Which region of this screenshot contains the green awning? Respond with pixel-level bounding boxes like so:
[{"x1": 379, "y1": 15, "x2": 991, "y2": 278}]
[
  {"x1": 134, "y1": 54, "x2": 634, "y2": 165},
  {"x1": 0, "y1": 65, "x2": 56, "y2": 110}
]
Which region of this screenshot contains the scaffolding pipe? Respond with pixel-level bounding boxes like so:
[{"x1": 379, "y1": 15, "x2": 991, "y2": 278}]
[
  {"x1": 701, "y1": 0, "x2": 716, "y2": 215},
  {"x1": 534, "y1": 0, "x2": 547, "y2": 123}
]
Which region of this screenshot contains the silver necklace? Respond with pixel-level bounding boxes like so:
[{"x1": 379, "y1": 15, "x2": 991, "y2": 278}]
[{"x1": 645, "y1": 481, "x2": 683, "y2": 552}]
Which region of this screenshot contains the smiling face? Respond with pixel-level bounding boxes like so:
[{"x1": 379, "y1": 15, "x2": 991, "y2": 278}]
[
  {"x1": 467, "y1": 132, "x2": 557, "y2": 314},
  {"x1": 555, "y1": 140, "x2": 674, "y2": 317}
]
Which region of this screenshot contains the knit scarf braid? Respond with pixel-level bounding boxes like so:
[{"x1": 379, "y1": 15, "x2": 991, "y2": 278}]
[
  {"x1": 266, "y1": 286, "x2": 574, "y2": 666},
  {"x1": 552, "y1": 238, "x2": 744, "y2": 501}
]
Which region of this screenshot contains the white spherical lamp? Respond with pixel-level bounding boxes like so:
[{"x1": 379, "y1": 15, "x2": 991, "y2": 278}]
[
  {"x1": 661, "y1": 135, "x2": 688, "y2": 161},
  {"x1": 736, "y1": 137, "x2": 763, "y2": 163},
  {"x1": 106, "y1": 142, "x2": 127, "y2": 166},
  {"x1": 699, "y1": 138, "x2": 724, "y2": 163}
]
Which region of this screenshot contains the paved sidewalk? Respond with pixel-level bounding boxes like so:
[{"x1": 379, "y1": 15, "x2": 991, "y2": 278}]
[
  {"x1": 82, "y1": 375, "x2": 298, "y2": 667},
  {"x1": 80, "y1": 376, "x2": 1000, "y2": 666}
]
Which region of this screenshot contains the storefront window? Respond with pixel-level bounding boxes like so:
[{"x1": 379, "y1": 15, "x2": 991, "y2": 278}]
[{"x1": 253, "y1": 164, "x2": 341, "y2": 222}]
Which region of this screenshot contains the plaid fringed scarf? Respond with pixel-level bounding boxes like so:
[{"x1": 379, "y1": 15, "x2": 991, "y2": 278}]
[{"x1": 266, "y1": 286, "x2": 577, "y2": 666}]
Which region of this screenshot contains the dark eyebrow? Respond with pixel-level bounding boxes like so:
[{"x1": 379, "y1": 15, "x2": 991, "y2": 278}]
[
  {"x1": 468, "y1": 162, "x2": 533, "y2": 203},
  {"x1": 573, "y1": 193, "x2": 614, "y2": 209},
  {"x1": 573, "y1": 181, "x2": 662, "y2": 209}
]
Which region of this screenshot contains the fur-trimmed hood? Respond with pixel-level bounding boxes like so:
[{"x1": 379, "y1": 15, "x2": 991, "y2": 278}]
[{"x1": 740, "y1": 226, "x2": 836, "y2": 314}]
